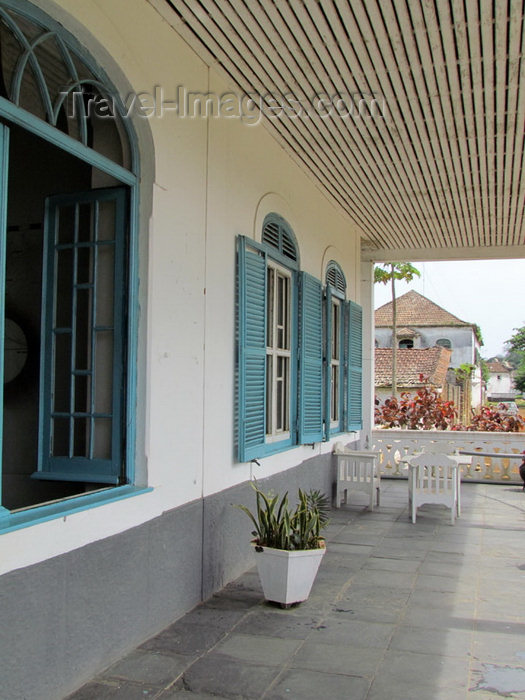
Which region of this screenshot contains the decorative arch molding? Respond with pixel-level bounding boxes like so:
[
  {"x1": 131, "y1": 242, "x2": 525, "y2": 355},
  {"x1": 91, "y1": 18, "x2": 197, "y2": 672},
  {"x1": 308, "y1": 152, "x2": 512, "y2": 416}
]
[
  {"x1": 320, "y1": 245, "x2": 344, "y2": 283},
  {"x1": 253, "y1": 192, "x2": 298, "y2": 244}
]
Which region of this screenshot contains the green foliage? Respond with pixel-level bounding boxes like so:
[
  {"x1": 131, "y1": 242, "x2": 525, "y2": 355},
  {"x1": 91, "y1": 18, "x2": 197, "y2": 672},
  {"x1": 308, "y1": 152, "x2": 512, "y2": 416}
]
[
  {"x1": 454, "y1": 363, "x2": 475, "y2": 384},
  {"x1": 504, "y1": 325, "x2": 525, "y2": 391},
  {"x1": 513, "y1": 365, "x2": 525, "y2": 394},
  {"x1": 473, "y1": 324, "x2": 484, "y2": 346},
  {"x1": 507, "y1": 325, "x2": 525, "y2": 353},
  {"x1": 235, "y1": 482, "x2": 329, "y2": 551},
  {"x1": 374, "y1": 262, "x2": 421, "y2": 285},
  {"x1": 479, "y1": 358, "x2": 490, "y2": 383}
]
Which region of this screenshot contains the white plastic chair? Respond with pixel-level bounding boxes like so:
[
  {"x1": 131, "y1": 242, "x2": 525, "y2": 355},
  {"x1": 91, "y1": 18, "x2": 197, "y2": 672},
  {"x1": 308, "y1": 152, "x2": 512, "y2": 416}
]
[
  {"x1": 408, "y1": 452, "x2": 458, "y2": 524},
  {"x1": 333, "y1": 444, "x2": 381, "y2": 510}
]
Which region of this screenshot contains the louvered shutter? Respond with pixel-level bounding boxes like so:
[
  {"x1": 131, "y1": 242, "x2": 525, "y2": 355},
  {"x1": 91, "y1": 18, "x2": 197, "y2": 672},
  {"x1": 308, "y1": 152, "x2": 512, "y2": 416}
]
[
  {"x1": 346, "y1": 301, "x2": 363, "y2": 431},
  {"x1": 237, "y1": 236, "x2": 266, "y2": 461},
  {"x1": 298, "y1": 272, "x2": 324, "y2": 443},
  {"x1": 324, "y1": 288, "x2": 332, "y2": 439}
]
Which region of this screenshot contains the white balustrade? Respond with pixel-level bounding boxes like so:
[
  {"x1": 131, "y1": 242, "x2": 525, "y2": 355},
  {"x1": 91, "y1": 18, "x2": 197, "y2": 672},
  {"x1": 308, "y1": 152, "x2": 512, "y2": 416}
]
[{"x1": 371, "y1": 429, "x2": 525, "y2": 483}]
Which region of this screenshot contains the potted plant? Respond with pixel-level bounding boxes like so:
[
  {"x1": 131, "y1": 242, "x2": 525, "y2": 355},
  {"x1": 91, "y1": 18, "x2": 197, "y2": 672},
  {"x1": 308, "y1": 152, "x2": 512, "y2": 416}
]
[{"x1": 236, "y1": 482, "x2": 329, "y2": 607}]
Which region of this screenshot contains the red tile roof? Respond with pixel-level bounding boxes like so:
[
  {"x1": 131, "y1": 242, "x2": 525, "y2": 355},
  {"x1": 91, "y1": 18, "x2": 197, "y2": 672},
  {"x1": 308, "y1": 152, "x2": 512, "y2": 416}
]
[
  {"x1": 375, "y1": 347, "x2": 452, "y2": 388},
  {"x1": 375, "y1": 290, "x2": 471, "y2": 328}
]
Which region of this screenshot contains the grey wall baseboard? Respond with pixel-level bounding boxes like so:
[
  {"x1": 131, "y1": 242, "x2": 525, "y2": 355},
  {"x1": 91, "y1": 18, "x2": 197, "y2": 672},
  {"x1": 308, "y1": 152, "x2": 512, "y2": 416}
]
[{"x1": 0, "y1": 452, "x2": 333, "y2": 700}]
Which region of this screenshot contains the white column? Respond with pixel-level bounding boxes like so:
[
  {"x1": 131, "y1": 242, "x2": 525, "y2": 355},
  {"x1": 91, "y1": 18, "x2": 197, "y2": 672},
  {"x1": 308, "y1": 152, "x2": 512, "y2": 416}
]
[{"x1": 360, "y1": 260, "x2": 375, "y2": 447}]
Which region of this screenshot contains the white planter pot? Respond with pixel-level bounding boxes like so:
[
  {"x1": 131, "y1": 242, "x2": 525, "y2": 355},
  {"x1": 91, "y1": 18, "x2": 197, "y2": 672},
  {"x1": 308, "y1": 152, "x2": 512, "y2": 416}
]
[{"x1": 252, "y1": 544, "x2": 326, "y2": 606}]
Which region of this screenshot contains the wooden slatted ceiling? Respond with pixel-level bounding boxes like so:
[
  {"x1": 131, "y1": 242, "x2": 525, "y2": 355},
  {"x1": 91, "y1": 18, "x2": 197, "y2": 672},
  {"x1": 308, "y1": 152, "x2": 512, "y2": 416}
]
[{"x1": 160, "y1": 0, "x2": 525, "y2": 260}]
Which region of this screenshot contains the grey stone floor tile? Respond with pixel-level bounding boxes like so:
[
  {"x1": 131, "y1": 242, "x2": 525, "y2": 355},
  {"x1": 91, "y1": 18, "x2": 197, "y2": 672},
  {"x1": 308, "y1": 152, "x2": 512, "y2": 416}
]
[
  {"x1": 349, "y1": 568, "x2": 417, "y2": 589},
  {"x1": 408, "y1": 587, "x2": 476, "y2": 609},
  {"x1": 101, "y1": 650, "x2": 190, "y2": 685},
  {"x1": 234, "y1": 609, "x2": 319, "y2": 639},
  {"x1": 335, "y1": 585, "x2": 409, "y2": 623},
  {"x1": 289, "y1": 639, "x2": 383, "y2": 677},
  {"x1": 213, "y1": 633, "x2": 302, "y2": 665},
  {"x1": 311, "y1": 617, "x2": 395, "y2": 648},
  {"x1": 325, "y1": 541, "x2": 375, "y2": 556},
  {"x1": 158, "y1": 690, "x2": 225, "y2": 699},
  {"x1": 415, "y1": 572, "x2": 470, "y2": 592},
  {"x1": 472, "y1": 632, "x2": 525, "y2": 666},
  {"x1": 366, "y1": 649, "x2": 470, "y2": 700},
  {"x1": 364, "y1": 555, "x2": 421, "y2": 572},
  {"x1": 390, "y1": 625, "x2": 473, "y2": 658},
  {"x1": 67, "y1": 680, "x2": 161, "y2": 699},
  {"x1": 180, "y1": 655, "x2": 279, "y2": 698},
  {"x1": 265, "y1": 668, "x2": 370, "y2": 700},
  {"x1": 401, "y1": 605, "x2": 475, "y2": 632},
  {"x1": 139, "y1": 620, "x2": 228, "y2": 656}
]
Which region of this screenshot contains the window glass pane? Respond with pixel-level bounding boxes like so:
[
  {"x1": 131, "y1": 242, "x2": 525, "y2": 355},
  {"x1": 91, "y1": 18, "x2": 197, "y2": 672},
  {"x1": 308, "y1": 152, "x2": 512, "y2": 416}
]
[
  {"x1": 331, "y1": 302, "x2": 339, "y2": 360},
  {"x1": 266, "y1": 266, "x2": 274, "y2": 347},
  {"x1": 52, "y1": 416, "x2": 70, "y2": 456},
  {"x1": 95, "y1": 244, "x2": 114, "y2": 327},
  {"x1": 97, "y1": 200, "x2": 116, "y2": 241},
  {"x1": 53, "y1": 333, "x2": 71, "y2": 412},
  {"x1": 73, "y1": 417, "x2": 89, "y2": 457},
  {"x1": 77, "y1": 245, "x2": 93, "y2": 284},
  {"x1": 5, "y1": 9, "x2": 42, "y2": 41},
  {"x1": 0, "y1": 17, "x2": 22, "y2": 99},
  {"x1": 94, "y1": 330, "x2": 113, "y2": 414},
  {"x1": 331, "y1": 365, "x2": 339, "y2": 421},
  {"x1": 57, "y1": 205, "x2": 75, "y2": 244},
  {"x1": 75, "y1": 287, "x2": 92, "y2": 371},
  {"x1": 18, "y1": 64, "x2": 46, "y2": 120},
  {"x1": 78, "y1": 202, "x2": 93, "y2": 242},
  {"x1": 33, "y1": 36, "x2": 70, "y2": 109},
  {"x1": 55, "y1": 247, "x2": 73, "y2": 328},
  {"x1": 93, "y1": 418, "x2": 112, "y2": 459},
  {"x1": 266, "y1": 355, "x2": 272, "y2": 435},
  {"x1": 74, "y1": 374, "x2": 91, "y2": 413}
]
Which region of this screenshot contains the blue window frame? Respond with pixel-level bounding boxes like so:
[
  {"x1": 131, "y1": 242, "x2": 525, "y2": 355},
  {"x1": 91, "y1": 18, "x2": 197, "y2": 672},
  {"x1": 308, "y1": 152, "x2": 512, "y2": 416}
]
[
  {"x1": 0, "y1": 0, "x2": 144, "y2": 528},
  {"x1": 236, "y1": 215, "x2": 324, "y2": 462},
  {"x1": 35, "y1": 188, "x2": 128, "y2": 484}
]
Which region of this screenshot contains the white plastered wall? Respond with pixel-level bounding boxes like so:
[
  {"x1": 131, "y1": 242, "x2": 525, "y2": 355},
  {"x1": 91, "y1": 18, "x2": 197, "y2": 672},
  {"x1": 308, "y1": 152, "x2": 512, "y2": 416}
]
[{"x1": 0, "y1": 0, "x2": 363, "y2": 574}]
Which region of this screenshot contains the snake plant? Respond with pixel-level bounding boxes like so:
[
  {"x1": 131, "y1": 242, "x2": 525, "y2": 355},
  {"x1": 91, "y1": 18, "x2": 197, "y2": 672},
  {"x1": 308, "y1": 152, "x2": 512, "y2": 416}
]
[{"x1": 236, "y1": 481, "x2": 329, "y2": 551}]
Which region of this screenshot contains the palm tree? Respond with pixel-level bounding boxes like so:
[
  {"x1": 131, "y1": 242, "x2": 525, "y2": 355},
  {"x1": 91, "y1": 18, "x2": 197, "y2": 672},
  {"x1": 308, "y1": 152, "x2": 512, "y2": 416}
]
[{"x1": 374, "y1": 262, "x2": 421, "y2": 397}]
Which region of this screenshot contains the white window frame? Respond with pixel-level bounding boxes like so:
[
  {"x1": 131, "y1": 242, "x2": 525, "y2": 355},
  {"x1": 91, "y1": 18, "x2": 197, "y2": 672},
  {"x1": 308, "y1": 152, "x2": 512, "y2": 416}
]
[
  {"x1": 330, "y1": 296, "x2": 342, "y2": 428},
  {"x1": 266, "y1": 259, "x2": 292, "y2": 441}
]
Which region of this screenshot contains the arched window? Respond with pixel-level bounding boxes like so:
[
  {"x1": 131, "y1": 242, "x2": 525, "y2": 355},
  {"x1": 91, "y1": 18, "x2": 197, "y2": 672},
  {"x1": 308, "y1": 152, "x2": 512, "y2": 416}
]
[
  {"x1": 0, "y1": 1, "x2": 139, "y2": 520},
  {"x1": 237, "y1": 214, "x2": 326, "y2": 460},
  {"x1": 261, "y1": 213, "x2": 298, "y2": 263},
  {"x1": 0, "y1": 4, "x2": 133, "y2": 168},
  {"x1": 325, "y1": 262, "x2": 345, "y2": 431},
  {"x1": 399, "y1": 339, "x2": 414, "y2": 349},
  {"x1": 436, "y1": 338, "x2": 452, "y2": 349},
  {"x1": 324, "y1": 260, "x2": 361, "y2": 438},
  {"x1": 236, "y1": 227, "x2": 363, "y2": 459}
]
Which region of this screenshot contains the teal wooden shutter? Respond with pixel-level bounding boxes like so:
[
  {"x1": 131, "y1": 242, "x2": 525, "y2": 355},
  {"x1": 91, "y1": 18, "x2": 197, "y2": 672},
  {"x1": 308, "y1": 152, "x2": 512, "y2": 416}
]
[
  {"x1": 298, "y1": 272, "x2": 323, "y2": 443},
  {"x1": 346, "y1": 301, "x2": 363, "y2": 431},
  {"x1": 324, "y1": 288, "x2": 332, "y2": 439},
  {"x1": 237, "y1": 236, "x2": 266, "y2": 461}
]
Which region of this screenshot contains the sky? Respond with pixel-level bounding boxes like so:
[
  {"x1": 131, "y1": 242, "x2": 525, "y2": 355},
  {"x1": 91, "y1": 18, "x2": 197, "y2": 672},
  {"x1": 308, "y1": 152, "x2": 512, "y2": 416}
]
[{"x1": 373, "y1": 259, "x2": 525, "y2": 359}]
